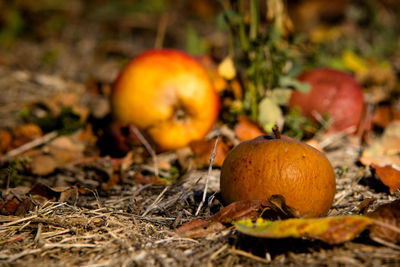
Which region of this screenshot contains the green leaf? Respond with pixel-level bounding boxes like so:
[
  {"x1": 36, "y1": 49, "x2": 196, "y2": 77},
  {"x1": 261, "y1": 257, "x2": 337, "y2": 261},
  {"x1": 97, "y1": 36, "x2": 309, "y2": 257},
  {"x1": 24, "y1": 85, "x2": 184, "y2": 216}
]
[
  {"x1": 280, "y1": 76, "x2": 310, "y2": 93},
  {"x1": 269, "y1": 89, "x2": 292, "y2": 106},
  {"x1": 216, "y1": 13, "x2": 228, "y2": 31},
  {"x1": 258, "y1": 97, "x2": 282, "y2": 132},
  {"x1": 223, "y1": 9, "x2": 242, "y2": 25},
  {"x1": 234, "y1": 215, "x2": 373, "y2": 245},
  {"x1": 185, "y1": 26, "x2": 206, "y2": 56}
]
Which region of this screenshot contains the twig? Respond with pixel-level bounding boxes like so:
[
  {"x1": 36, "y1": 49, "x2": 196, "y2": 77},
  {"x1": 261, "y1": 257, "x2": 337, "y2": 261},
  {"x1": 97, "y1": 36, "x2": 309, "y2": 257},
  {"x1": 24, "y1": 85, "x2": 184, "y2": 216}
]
[
  {"x1": 5, "y1": 249, "x2": 42, "y2": 262},
  {"x1": 130, "y1": 125, "x2": 159, "y2": 177},
  {"x1": 154, "y1": 13, "x2": 169, "y2": 49},
  {"x1": 319, "y1": 126, "x2": 356, "y2": 149},
  {"x1": 209, "y1": 244, "x2": 229, "y2": 260},
  {"x1": 0, "y1": 131, "x2": 58, "y2": 162},
  {"x1": 154, "y1": 237, "x2": 199, "y2": 244},
  {"x1": 195, "y1": 136, "x2": 219, "y2": 216},
  {"x1": 0, "y1": 215, "x2": 38, "y2": 228},
  {"x1": 373, "y1": 220, "x2": 400, "y2": 235},
  {"x1": 34, "y1": 223, "x2": 43, "y2": 245},
  {"x1": 333, "y1": 189, "x2": 353, "y2": 207},
  {"x1": 142, "y1": 185, "x2": 170, "y2": 216},
  {"x1": 42, "y1": 243, "x2": 98, "y2": 249},
  {"x1": 311, "y1": 110, "x2": 331, "y2": 130},
  {"x1": 371, "y1": 237, "x2": 400, "y2": 250},
  {"x1": 229, "y1": 248, "x2": 270, "y2": 264}
]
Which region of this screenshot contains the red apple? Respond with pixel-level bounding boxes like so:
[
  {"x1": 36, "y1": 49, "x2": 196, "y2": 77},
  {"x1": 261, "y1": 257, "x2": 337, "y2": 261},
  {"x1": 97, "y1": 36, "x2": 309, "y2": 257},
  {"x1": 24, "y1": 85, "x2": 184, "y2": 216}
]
[
  {"x1": 111, "y1": 49, "x2": 220, "y2": 151},
  {"x1": 289, "y1": 68, "x2": 364, "y2": 133}
]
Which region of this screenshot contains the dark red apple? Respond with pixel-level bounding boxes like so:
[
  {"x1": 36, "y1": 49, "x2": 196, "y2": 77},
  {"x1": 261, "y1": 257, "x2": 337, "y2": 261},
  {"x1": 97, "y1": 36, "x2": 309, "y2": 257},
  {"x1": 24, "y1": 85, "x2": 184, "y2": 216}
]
[{"x1": 289, "y1": 68, "x2": 364, "y2": 133}]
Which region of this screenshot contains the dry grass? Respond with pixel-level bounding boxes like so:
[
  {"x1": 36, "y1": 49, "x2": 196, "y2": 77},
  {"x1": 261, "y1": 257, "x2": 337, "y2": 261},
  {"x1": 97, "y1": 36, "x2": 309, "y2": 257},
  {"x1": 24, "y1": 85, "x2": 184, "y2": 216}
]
[{"x1": 1, "y1": 135, "x2": 400, "y2": 266}]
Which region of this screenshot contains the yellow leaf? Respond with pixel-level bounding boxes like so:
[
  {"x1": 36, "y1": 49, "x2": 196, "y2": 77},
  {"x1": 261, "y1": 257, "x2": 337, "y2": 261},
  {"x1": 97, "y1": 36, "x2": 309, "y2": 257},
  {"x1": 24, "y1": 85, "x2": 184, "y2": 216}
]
[
  {"x1": 342, "y1": 50, "x2": 368, "y2": 75},
  {"x1": 309, "y1": 26, "x2": 341, "y2": 43},
  {"x1": 234, "y1": 215, "x2": 373, "y2": 244},
  {"x1": 218, "y1": 57, "x2": 236, "y2": 80}
]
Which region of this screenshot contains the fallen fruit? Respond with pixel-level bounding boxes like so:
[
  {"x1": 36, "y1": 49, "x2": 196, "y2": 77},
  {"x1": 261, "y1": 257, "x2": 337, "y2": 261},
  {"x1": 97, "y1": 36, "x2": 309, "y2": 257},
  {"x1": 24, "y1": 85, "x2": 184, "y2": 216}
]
[
  {"x1": 112, "y1": 49, "x2": 220, "y2": 151},
  {"x1": 220, "y1": 128, "x2": 336, "y2": 218},
  {"x1": 289, "y1": 68, "x2": 364, "y2": 134}
]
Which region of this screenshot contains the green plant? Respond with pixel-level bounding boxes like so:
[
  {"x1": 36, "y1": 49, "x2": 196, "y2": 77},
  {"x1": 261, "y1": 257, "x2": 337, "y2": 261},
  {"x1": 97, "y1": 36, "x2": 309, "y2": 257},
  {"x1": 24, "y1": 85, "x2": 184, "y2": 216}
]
[
  {"x1": 218, "y1": 0, "x2": 309, "y2": 132},
  {"x1": 4, "y1": 158, "x2": 30, "y2": 188}
]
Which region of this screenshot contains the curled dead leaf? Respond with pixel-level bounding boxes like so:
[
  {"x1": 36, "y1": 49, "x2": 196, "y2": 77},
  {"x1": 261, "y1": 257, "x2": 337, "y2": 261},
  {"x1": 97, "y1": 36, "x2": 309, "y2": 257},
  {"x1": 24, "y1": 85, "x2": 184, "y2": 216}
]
[
  {"x1": 234, "y1": 116, "x2": 266, "y2": 142},
  {"x1": 371, "y1": 163, "x2": 400, "y2": 194},
  {"x1": 189, "y1": 137, "x2": 230, "y2": 168},
  {"x1": 176, "y1": 195, "x2": 298, "y2": 238},
  {"x1": 360, "y1": 121, "x2": 400, "y2": 166},
  {"x1": 373, "y1": 105, "x2": 400, "y2": 129},
  {"x1": 367, "y1": 199, "x2": 400, "y2": 244}
]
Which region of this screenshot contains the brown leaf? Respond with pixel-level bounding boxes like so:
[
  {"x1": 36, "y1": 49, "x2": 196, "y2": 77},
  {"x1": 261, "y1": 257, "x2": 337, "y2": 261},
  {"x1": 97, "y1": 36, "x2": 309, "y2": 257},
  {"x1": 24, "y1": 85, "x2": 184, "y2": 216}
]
[
  {"x1": 234, "y1": 116, "x2": 266, "y2": 141},
  {"x1": 30, "y1": 154, "x2": 58, "y2": 176},
  {"x1": 371, "y1": 163, "x2": 400, "y2": 194},
  {"x1": 367, "y1": 199, "x2": 400, "y2": 244},
  {"x1": 373, "y1": 105, "x2": 400, "y2": 128},
  {"x1": 357, "y1": 198, "x2": 376, "y2": 215},
  {"x1": 28, "y1": 182, "x2": 83, "y2": 203},
  {"x1": 189, "y1": 137, "x2": 230, "y2": 168},
  {"x1": 0, "y1": 129, "x2": 12, "y2": 154},
  {"x1": 212, "y1": 200, "x2": 271, "y2": 224},
  {"x1": 360, "y1": 121, "x2": 400, "y2": 166},
  {"x1": 176, "y1": 195, "x2": 297, "y2": 238},
  {"x1": 0, "y1": 197, "x2": 32, "y2": 216},
  {"x1": 0, "y1": 197, "x2": 20, "y2": 215},
  {"x1": 29, "y1": 183, "x2": 61, "y2": 200},
  {"x1": 58, "y1": 186, "x2": 81, "y2": 202},
  {"x1": 176, "y1": 200, "x2": 270, "y2": 238},
  {"x1": 12, "y1": 124, "x2": 43, "y2": 148},
  {"x1": 176, "y1": 219, "x2": 225, "y2": 238},
  {"x1": 48, "y1": 136, "x2": 85, "y2": 165}
]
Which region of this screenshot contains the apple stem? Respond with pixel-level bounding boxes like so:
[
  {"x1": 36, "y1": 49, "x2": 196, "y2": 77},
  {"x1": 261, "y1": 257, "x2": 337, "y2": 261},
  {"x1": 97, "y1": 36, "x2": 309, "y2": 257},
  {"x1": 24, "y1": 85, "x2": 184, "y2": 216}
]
[{"x1": 272, "y1": 125, "x2": 281, "y2": 139}]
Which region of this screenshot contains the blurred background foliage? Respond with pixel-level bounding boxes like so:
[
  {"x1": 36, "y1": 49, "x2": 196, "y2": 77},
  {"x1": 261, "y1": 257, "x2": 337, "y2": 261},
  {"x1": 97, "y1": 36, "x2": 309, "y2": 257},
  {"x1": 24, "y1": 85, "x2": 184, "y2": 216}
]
[
  {"x1": 1, "y1": 0, "x2": 399, "y2": 73},
  {"x1": 0, "y1": 0, "x2": 399, "y2": 138}
]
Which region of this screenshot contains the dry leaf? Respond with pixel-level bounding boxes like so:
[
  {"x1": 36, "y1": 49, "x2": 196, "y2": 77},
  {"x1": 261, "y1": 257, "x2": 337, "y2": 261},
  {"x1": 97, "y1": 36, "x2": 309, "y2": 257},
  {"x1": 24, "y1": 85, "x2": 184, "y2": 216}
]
[
  {"x1": 367, "y1": 199, "x2": 400, "y2": 244},
  {"x1": 175, "y1": 219, "x2": 225, "y2": 238},
  {"x1": 176, "y1": 200, "x2": 269, "y2": 238},
  {"x1": 189, "y1": 137, "x2": 230, "y2": 168},
  {"x1": 357, "y1": 198, "x2": 376, "y2": 215},
  {"x1": 30, "y1": 154, "x2": 58, "y2": 176},
  {"x1": 371, "y1": 163, "x2": 400, "y2": 194},
  {"x1": 234, "y1": 215, "x2": 373, "y2": 245},
  {"x1": 212, "y1": 200, "x2": 271, "y2": 224},
  {"x1": 234, "y1": 116, "x2": 266, "y2": 141},
  {"x1": 0, "y1": 129, "x2": 12, "y2": 154},
  {"x1": 12, "y1": 123, "x2": 43, "y2": 148},
  {"x1": 29, "y1": 182, "x2": 62, "y2": 200},
  {"x1": 47, "y1": 136, "x2": 85, "y2": 166},
  {"x1": 29, "y1": 182, "x2": 84, "y2": 203},
  {"x1": 360, "y1": 121, "x2": 400, "y2": 166},
  {"x1": 176, "y1": 195, "x2": 297, "y2": 238},
  {"x1": 373, "y1": 105, "x2": 400, "y2": 129},
  {"x1": 0, "y1": 197, "x2": 32, "y2": 216}
]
